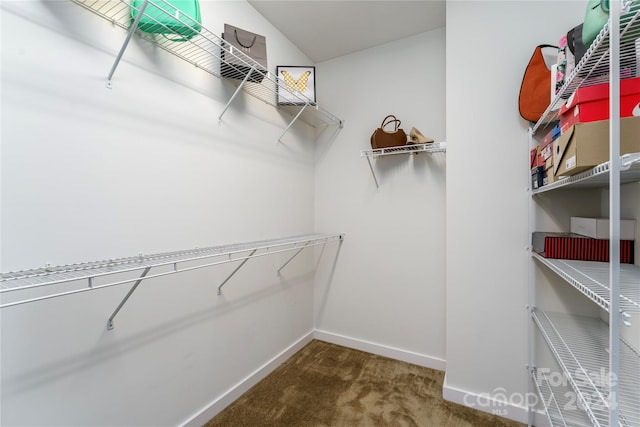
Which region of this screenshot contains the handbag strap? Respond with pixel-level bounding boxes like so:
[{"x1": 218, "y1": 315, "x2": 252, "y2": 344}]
[
  {"x1": 234, "y1": 29, "x2": 257, "y2": 49},
  {"x1": 162, "y1": 33, "x2": 191, "y2": 43},
  {"x1": 381, "y1": 115, "x2": 401, "y2": 131}
]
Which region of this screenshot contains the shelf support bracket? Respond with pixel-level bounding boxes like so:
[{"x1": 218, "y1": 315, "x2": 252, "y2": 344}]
[
  {"x1": 107, "y1": 266, "x2": 152, "y2": 330},
  {"x1": 365, "y1": 156, "x2": 379, "y2": 189},
  {"x1": 277, "y1": 241, "x2": 312, "y2": 274},
  {"x1": 106, "y1": 0, "x2": 149, "y2": 89},
  {"x1": 218, "y1": 66, "x2": 256, "y2": 125},
  {"x1": 217, "y1": 249, "x2": 257, "y2": 295},
  {"x1": 277, "y1": 104, "x2": 308, "y2": 143}
]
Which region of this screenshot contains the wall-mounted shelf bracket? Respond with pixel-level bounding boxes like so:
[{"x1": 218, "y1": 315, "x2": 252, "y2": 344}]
[
  {"x1": 277, "y1": 241, "x2": 311, "y2": 274},
  {"x1": 277, "y1": 104, "x2": 308, "y2": 143},
  {"x1": 107, "y1": 266, "x2": 151, "y2": 330},
  {"x1": 364, "y1": 156, "x2": 379, "y2": 188},
  {"x1": 218, "y1": 66, "x2": 257, "y2": 125},
  {"x1": 217, "y1": 249, "x2": 257, "y2": 295},
  {"x1": 105, "y1": 0, "x2": 149, "y2": 89}
]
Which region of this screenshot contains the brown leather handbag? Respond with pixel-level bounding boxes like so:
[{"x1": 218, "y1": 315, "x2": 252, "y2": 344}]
[
  {"x1": 518, "y1": 45, "x2": 557, "y2": 123},
  {"x1": 370, "y1": 115, "x2": 408, "y2": 149}
]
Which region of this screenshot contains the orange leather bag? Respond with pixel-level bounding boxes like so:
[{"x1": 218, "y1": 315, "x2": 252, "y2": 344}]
[{"x1": 518, "y1": 45, "x2": 557, "y2": 122}]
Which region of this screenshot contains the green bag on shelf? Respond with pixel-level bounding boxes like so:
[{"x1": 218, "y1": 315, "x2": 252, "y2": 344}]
[
  {"x1": 582, "y1": 0, "x2": 640, "y2": 47},
  {"x1": 131, "y1": 0, "x2": 202, "y2": 42}
]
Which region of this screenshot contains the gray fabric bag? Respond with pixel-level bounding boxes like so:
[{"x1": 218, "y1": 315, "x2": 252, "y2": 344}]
[{"x1": 221, "y1": 24, "x2": 268, "y2": 83}]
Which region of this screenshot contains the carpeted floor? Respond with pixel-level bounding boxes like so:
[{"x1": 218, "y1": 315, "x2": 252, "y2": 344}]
[{"x1": 205, "y1": 340, "x2": 526, "y2": 427}]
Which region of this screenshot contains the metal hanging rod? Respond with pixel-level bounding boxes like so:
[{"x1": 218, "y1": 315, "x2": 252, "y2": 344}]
[
  {"x1": 360, "y1": 142, "x2": 446, "y2": 189},
  {"x1": 70, "y1": 0, "x2": 344, "y2": 137},
  {"x1": 0, "y1": 234, "x2": 345, "y2": 317}
]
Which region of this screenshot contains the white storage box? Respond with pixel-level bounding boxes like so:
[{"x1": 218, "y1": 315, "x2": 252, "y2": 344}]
[{"x1": 570, "y1": 217, "x2": 636, "y2": 240}]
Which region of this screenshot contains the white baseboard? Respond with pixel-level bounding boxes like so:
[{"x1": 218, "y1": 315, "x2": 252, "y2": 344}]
[
  {"x1": 180, "y1": 331, "x2": 315, "y2": 427},
  {"x1": 313, "y1": 329, "x2": 446, "y2": 371},
  {"x1": 442, "y1": 371, "x2": 538, "y2": 425}
]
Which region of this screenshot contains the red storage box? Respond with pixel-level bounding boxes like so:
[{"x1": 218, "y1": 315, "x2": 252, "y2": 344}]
[
  {"x1": 530, "y1": 146, "x2": 544, "y2": 169},
  {"x1": 558, "y1": 76, "x2": 640, "y2": 133},
  {"x1": 532, "y1": 232, "x2": 635, "y2": 264}
]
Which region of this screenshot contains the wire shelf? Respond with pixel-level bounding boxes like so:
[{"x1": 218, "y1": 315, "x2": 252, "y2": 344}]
[
  {"x1": 532, "y1": 1, "x2": 640, "y2": 135},
  {"x1": 0, "y1": 233, "x2": 344, "y2": 310},
  {"x1": 529, "y1": 4, "x2": 640, "y2": 427},
  {"x1": 533, "y1": 310, "x2": 640, "y2": 427},
  {"x1": 360, "y1": 142, "x2": 447, "y2": 159},
  {"x1": 70, "y1": 0, "x2": 343, "y2": 131},
  {"x1": 360, "y1": 142, "x2": 446, "y2": 188},
  {"x1": 533, "y1": 153, "x2": 640, "y2": 194},
  {"x1": 532, "y1": 252, "x2": 640, "y2": 316},
  {"x1": 532, "y1": 367, "x2": 593, "y2": 427}
]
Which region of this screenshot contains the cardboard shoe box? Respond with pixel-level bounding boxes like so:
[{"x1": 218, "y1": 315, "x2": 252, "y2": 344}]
[
  {"x1": 553, "y1": 116, "x2": 640, "y2": 178},
  {"x1": 540, "y1": 124, "x2": 559, "y2": 162},
  {"x1": 571, "y1": 217, "x2": 636, "y2": 240}
]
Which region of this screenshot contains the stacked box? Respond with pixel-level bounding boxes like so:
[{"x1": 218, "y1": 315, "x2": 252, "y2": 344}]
[
  {"x1": 532, "y1": 125, "x2": 560, "y2": 188},
  {"x1": 553, "y1": 116, "x2": 640, "y2": 177},
  {"x1": 531, "y1": 166, "x2": 545, "y2": 190},
  {"x1": 571, "y1": 217, "x2": 636, "y2": 240},
  {"x1": 532, "y1": 232, "x2": 635, "y2": 264},
  {"x1": 558, "y1": 76, "x2": 640, "y2": 133}
]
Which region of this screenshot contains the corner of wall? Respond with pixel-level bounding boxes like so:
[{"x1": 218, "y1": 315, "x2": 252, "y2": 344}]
[{"x1": 442, "y1": 372, "x2": 531, "y2": 425}]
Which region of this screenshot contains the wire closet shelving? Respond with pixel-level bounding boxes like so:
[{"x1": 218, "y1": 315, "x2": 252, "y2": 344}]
[
  {"x1": 532, "y1": 253, "x2": 640, "y2": 317},
  {"x1": 532, "y1": 153, "x2": 640, "y2": 194},
  {"x1": 533, "y1": 310, "x2": 640, "y2": 427},
  {"x1": 532, "y1": 366, "x2": 594, "y2": 427},
  {"x1": 527, "y1": 1, "x2": 640, "y2": 426},
  {"x1": 70, "y1": 0, "x2": 344, "y2": 142},
  {"x1": 360, "y1": 142, "x2": 447, "y2": 188},
  {"x1": 0, "y1": 233, "x2": 344, "y2": 329},
  {"x1": 531, "y1": 1, "x2": 640, "y2": 136}
]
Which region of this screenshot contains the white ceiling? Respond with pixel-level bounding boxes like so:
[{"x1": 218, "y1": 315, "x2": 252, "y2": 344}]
[{"x1": 247, "y1": 1, "x2": 446, "y2": 63}]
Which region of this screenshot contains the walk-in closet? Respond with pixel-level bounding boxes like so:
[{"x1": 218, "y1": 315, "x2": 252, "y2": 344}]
[{"x1": 1, "y1": 1, "x2": 638, "y2": 426}]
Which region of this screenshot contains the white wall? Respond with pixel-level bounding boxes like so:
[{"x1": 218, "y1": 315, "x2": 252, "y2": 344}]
[
  {"x1": 445, "y1": 1, "x2": 588, "y2": 423},
  {"x1": 313, "y1": 29, "x2": 447, "y2": 368},
  {"x1": 0, "y1": 1, "x2": 339, "y2": 425}
]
